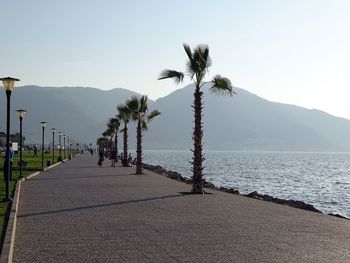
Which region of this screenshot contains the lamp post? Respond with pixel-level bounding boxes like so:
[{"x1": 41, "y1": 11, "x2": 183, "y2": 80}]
[
  {"x1": 63, "y1": 135, "x2": 66, "y2": 159},
  {"x1": 40, "y1": 122, "x2": 47, "y2": 169},
  {"x1": 67, "y1": 137, "x2": 70, "y2": 159},
  {"x1": 51, "y1": 128, "x2": 56, "y2": 165},
  {"x1": 16, "y1": 109, "x2": 26, "y2": 179},
  {"x1": 1, "y1": 77, "x2": 20, "y2": 201},
  {"x1": 58, "y1": 131, "x2": 62, "y2": 162}
]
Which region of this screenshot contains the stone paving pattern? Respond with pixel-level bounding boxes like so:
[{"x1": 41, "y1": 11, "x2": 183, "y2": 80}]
[{"x1": 13, "y1": 154, "x2": 350, "y2": 262}]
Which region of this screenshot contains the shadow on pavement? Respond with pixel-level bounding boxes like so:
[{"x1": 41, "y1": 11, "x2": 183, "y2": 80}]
[
  {"x1": 18, "y1": 194, "x2": 183, "y2": 218},
  {"x1": 30, "y1": 174, "x2": 132, "y2": 181}
]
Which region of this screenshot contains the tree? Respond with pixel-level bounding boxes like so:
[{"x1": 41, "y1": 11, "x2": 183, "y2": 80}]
[
  {"x1": 96, "y1": 137, "x2": 108, "y2": 150},
  {"x1": 117, "y1": 104, "x2": 132, "y2": 167},
  {"x1": 159, "y1": 44, "x2": 234, "y2": 193},
  {"x1": 107, "y1": 117, "x2": 120, "y2": 161},
  {"x1": 102, "y1": 128, "x2": 114, "y2": 155},
  {"x1": 127, "y1": 95, "x2": 160, "y2": 174}
]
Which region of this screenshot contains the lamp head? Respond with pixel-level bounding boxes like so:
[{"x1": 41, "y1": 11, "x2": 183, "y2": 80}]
[
  {"x1": 16, "y1": 109, "x2": 27, "y2": 118},
  {"x1": 0, "y1": 77, "x2": 20, "y2": 91},
  {"x1": 51, "y1": 128, "x2": 56, "y2": 133},
  {"x1": 40, "y1": 121, "x2": 47, "y2": 128}
]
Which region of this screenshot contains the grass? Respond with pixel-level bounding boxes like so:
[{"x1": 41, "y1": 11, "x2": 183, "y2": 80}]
[
  {"x1": 0, "y1": 170, "x2": 31, "y2": 253},
  {"x1": 11, "y1": 150, "x2": 71, "y2": 170},
  {"x1": 0, "y1": 150, "x2": 79, "y2": 252}
]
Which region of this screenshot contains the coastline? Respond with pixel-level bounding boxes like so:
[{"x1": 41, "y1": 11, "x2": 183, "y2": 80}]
[{"x1": 143, "y1": 163, "x2": 349, "y2": 220}]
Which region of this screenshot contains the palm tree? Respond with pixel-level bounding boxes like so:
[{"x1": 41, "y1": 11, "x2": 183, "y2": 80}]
[
  {"x1": 117, "y1": 104, "x2": 132, "y2": 167},
  {"x1": 127, "y1": 95, "x2": 160, "y2": 174},
  {"x1": 107, "y1": 117, "x2": 120, "y2": 161},
  {"x1": 159, "y1": 43, "x2": 234, "y2": 193},
  {"x1": 102, "y1": 128, "x2": 114, "y2": 155},
  {"x1": 96, "y1": 137, "x2": 108, "y2": 150}
]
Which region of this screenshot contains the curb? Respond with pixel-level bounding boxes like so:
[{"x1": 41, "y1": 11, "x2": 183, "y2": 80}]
[
  {"x1": 0, "y1": 157, "x2": 72, "y2": 262},
  {"x1": 0, "y1": 178, "x2": 22, "y2": 263}
]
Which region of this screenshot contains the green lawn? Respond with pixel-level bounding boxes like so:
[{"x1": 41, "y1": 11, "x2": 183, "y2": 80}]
[
  {"x1": 11, "y1": 150, "x2": 71, "y2": 170},
  {"x1": 0, "y1": 170, "x2": 31, "y2": 251}
]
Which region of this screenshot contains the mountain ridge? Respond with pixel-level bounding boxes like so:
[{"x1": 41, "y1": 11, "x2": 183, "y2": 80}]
[{"x1": 0, "y1": 84, "x2": 348, "y2": 151}]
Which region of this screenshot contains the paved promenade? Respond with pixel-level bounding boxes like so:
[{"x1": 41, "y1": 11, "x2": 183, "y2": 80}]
[{"x1": 13, "y1": 154, "x2": 350, "y2": 262}]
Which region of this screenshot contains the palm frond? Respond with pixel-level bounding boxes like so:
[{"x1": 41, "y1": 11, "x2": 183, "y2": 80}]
[
  {"x1": 194, "y1": 44, "x2": 211, "y2": 71},
  {"x1": 209, "y1": 75, "x2": 235, "y2": 96},
  {"x1": 140, "y1": 95, "x2": 148, "y2": 113},
  {"x1": 141, "y1": 120, "x2": 148, "y2": 131},
  {"x1": 158, "y1": 70, "x2": 184, "y2": 84},
  {"x1": 147, "y1": 109, "x2": 161, "y2": 121},
  {"x1": 183, "y1": 43, "x2": 193, "y2": 61},
  {"x1": 126, "y1": 96, "x2": 139, "y2": 112},
  {"x1": 109, "y1": 117, "x2": 120, "y2": 126},
  {"x1": 117, "y1": 104, "x2": 130, "y2": 114},
  {"x1": 117, "y1": 104, "x2": 132, "y2": 122}
]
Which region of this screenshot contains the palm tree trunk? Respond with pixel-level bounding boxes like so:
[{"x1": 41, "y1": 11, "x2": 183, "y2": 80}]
[
  {"x1": 192, "y1": 85, "x2": 204, "y2": 193},
  {"x1": 136, "y1": 119, "x2": 143, "y2": 174},
  {"x1": 123, "y1": 123, "x2": 128, "y2": 167},
  {"x1": 114, "y1": 134, "x2": 118, "y2": 162}
]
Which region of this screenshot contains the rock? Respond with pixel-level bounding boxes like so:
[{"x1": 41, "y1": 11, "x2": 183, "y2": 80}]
[
  {"x1": 203, "y1": 180, "x2": 217, "y2": 189},
  {"x1": 144, "y1": 163, "x2": 323, "y2": 214},
  {"x1": 246, "y1": 191, "x2": 259, "y2": 198},
  {"x1": 328, "y1": 213, "x2": 349, "y2": 220},
  {"x1": 226, "y1": 187, "x2": 239, "y2": 194}
]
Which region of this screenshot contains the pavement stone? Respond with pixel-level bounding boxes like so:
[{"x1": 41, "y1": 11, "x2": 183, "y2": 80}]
[{"x1": 12, "y1": 154, "x2": 350, "y2": 262}]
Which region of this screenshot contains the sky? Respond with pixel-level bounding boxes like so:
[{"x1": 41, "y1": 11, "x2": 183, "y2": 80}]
[{"x1": 1, "y1": 0, "x2": 350, "y2": 118}]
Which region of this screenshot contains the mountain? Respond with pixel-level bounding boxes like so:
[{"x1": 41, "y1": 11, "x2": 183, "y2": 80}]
[
  {"x1": 145, "y1": 84, "x2": 350, "y2": 151},
  {"x1": 0, "y1": 86, "x2": 144, "y2": 145},
  {"x1": 0, "y1": 84, "x2": 349, "y2": 151}
]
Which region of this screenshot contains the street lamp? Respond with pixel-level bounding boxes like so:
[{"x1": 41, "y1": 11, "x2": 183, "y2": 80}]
[
  {"x1": 40, "y1": 122, "x2": 47, "y2": 169},
  {"x1": 1, "y1": 77, "x2": 20, "y2": 201},
  {"x1": 51, "y1": 128, "x2": 56, "y2": 165},
  {"x1": 58, "y1": 131, "x2": 62, "y2": 162},
  {"x1": 16, "y1": 109, "x2": 26, "y2": 178},
  {"x1": 63, "y1": 135, "x2": 66, "y2": 159},
  {"x1": 67, "y1": 136, "x2": 70, "y2": 159}
]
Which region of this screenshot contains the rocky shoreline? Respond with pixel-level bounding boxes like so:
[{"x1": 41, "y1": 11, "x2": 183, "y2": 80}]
[{"x1": 144, "y1": 163, "x2": 349, "y2": 219}]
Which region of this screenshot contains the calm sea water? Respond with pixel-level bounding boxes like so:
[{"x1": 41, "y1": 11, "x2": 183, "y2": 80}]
[{"x1": 142, "y1": 150, "x2": 350, "y2": 218}]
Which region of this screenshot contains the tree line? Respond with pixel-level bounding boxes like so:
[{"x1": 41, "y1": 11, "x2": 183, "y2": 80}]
[{"x1": 98, "y1": 43, "x2": 234, "y2": 194}]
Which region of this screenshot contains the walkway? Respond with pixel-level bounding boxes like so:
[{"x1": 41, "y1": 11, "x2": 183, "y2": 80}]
[{"x1": 13, "y1": 154, "x2": 350, "y2": 262}]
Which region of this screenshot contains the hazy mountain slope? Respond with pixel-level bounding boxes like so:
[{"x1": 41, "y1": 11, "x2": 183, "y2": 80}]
[
  {"x1": 0, "y1": 84, "x2": 348, "y2": 151},
  {"x1": 145, "y1": 84, "x2": 347, "y2": 151},
  {"x1": 0, "y1": 86, "x2": 144, "y2": 144}
]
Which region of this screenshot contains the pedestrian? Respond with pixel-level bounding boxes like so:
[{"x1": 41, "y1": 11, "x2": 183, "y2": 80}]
[
  {"x1": 3, "y1": 144, "x2": 14, "y2": 181},
  {"x1": 110, "y1": 149, "x2": 116, "y2": 167},
  {"x1": 33, "y1": 145, "x2": 38, "y2": 157},
  {"x1": 97, "y1": 149, "x2": 104, "y2": 167},
  {"x1": 128, "y1": 153, "x2": 132, "y2": 166}
]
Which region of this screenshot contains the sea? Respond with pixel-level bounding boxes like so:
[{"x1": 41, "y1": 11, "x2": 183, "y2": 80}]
[{"x1": 142, "y1": 150, "x2": 350, "y2": 218}]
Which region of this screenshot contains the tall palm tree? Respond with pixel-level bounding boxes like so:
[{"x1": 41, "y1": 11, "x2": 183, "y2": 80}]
[
  {"x1": 159, "y1": 43, "x2": 234, "y2": 194},
  {"x1": 127, "y1": 95, "x2": 160, "y2": 174},
  {"x1": 107, "y1": 117, "x2": 120, "y2": 161},
  {"x1": 117, "y1": 104, "x2": 132, "y2": 167}
]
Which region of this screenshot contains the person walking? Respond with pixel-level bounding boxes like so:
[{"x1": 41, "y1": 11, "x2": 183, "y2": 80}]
[
  {"x1": 97, "y1": 149, "x2": 104, "y2": 167},
  {"x1": 110, "y1": 149, "x2": 116, "y2": 167},
  {"x1": 3, "y1": 144, "x2": 14, "y2": 181},
  {"x1": 33, "y1": 145, "x2": 38, "y2": 157}
]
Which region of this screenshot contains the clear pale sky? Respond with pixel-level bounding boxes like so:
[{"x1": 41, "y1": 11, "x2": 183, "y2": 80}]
[{"x1": 1, "y1": 0, "x2": 350, "y2": 118}]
